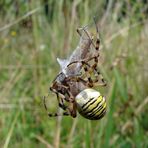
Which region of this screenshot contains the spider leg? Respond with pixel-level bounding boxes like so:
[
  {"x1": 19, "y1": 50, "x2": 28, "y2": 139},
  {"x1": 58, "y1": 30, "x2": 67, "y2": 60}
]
[
  {"x1": 43, "y1": 95, "x2": 49, "y2": 111},
  {"x1": 50, "y1": 86, "x2": 69, "y2": 111},
  {"x1": 67, "y1": 100, "x2": 77, "y2": 118},
  {"x1": 76, "y1": 28, "x2": 83, "y2": 36},
  {"x1": 79, "y1": 17, "x2": 100, "y2": 49},
  {"x1": 43, "y1": 91, "x2": 67, "y2": 114},
  {"x1": 82, "y1": 19, "x2": 107, "y2": 87},
  {"x1": 85, "y1": 55, "x2": 107, "y2": 87},
  {"x1": 49, "y1": 82, "x2": 77, "y2": 118},
  {"x1": 93, "y1": 16, "x2": 100, "y2": 50},
  {"x1": 43, "y1": 91, "x2": 77, "y2": 118},
  {"x1": 47, "y1": 112, "x2": 70, "y2": 117},
  {"x1": 76, "y1": 25, "x2": 96, "y2": 49},
  {"x1": 76, "y1": 25, "x2": 89, "y2": 37},
  {"x1": 67, "y1": 18, "x2": 106, "y2": 87},
  {"x1": 47, "y1": 102, "x2": 77, "y2": 118},
  {"x1": 58, "y1": 86, "x2": 77, "y2": 118},
  {"x1": 82, "y1": 28, "x2": 96, "y2": 48},
  {"x1": 46, "y1": 100, "x2": 76, "y2": 118},
  {"x1": 43, "y1": 95, "x2": 69, "y2": 117},
  {"x1": 67, "y1": 59, "x2": 107, "y2": 87},
  {"x1": 79, "y1": 61, "x2": 106, "y2": 88},
  {"x1": 66, "y1": 76, "x2": 89, "y2": 88},
  {"x1": 51, "y1": 82, "x2": 76, "y2": 103}
]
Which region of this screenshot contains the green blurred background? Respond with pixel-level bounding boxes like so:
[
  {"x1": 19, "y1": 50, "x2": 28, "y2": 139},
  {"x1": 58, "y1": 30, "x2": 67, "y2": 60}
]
[{"x1": 0, "y1": 0, "x2": 148, "y2": 148}]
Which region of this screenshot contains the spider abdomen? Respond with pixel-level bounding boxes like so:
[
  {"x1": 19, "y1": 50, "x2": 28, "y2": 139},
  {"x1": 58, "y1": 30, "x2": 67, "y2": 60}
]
[{"x1": 75, "y1": 88, "x2": 106, "y2": 120}]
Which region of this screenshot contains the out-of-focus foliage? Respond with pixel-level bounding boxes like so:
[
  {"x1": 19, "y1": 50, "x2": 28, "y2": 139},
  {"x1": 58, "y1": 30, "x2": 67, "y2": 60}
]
[{"x1": 0, "y1": 0, "x2": 148, "y2": 148}]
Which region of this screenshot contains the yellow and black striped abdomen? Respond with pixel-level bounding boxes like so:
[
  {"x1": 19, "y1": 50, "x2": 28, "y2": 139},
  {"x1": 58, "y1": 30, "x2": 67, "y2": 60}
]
[{"x1": 75, "y1": 88, "x2": 106, "y2": 120}]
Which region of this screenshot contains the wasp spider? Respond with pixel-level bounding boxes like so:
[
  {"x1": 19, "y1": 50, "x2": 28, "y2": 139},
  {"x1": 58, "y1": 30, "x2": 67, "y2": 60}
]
[{"x1": 44, "y1": 17, "x2": 107, "y2": 120}]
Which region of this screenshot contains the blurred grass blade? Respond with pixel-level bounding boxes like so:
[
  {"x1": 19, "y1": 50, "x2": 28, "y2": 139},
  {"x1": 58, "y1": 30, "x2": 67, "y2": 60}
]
[
  {"x1": 95, "y1": 118, "x2": 106, "y2": 147},
  {"x1": 113, "y1": 68, "x2": 128, "y2": 101},
  {"x1": 85, "y1": 120, "x2": 91, "y2": 148},
  {"x1": 133, "y1": 118, "x2": 142, "y2": 148},
  {"x1": 104, "y1": 79, "x2": 116, "y2": 148},
  {"x1": 3, "y1": 111, "x2": 20, "y2": 148}
]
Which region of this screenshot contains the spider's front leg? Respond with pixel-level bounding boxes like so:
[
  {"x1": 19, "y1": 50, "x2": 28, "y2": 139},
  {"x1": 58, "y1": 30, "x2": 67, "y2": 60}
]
[
  {"x1": 85, "y1": 56, "x2": 107, "y2": 87},
  {"x1": 82, "y1": 34, "x2": 106, "y2": 87},
  {"x1": 43, "y1": 91, "x2": 69, "y2": 118},
  {"x1": 67, "y1": 59, "x2": 107, "y2": 88},
  {"x1": 44, "y1": 90, "x2": 77, "y2": 118},
  {"x1": 47, "y1": 83, "x2": 77, "y2": 118},
  {"x1": 49, "y1": 85, "x2": 67, "y2": 111}
]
